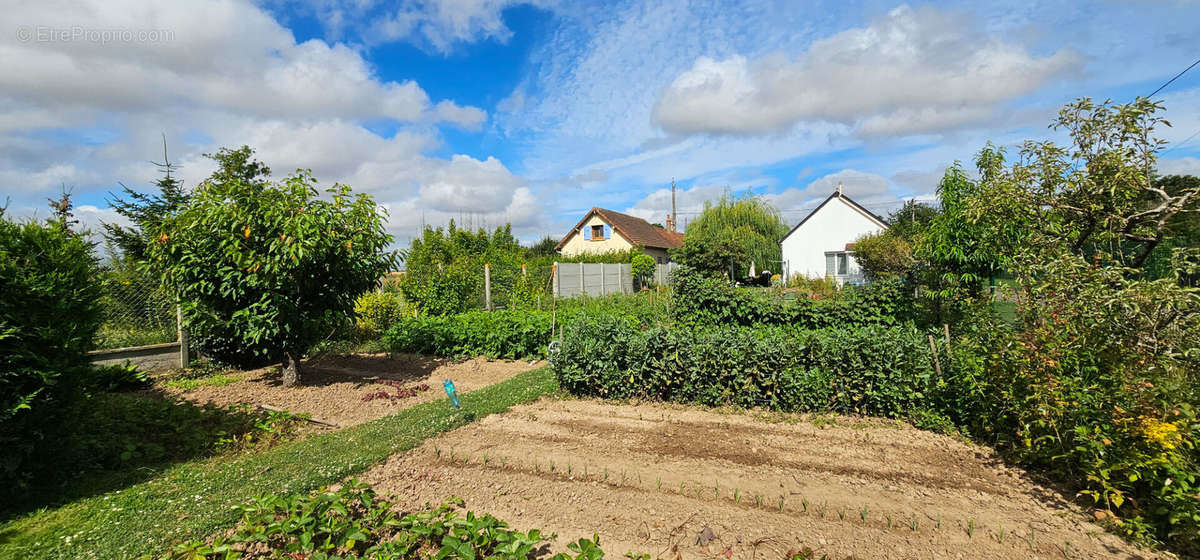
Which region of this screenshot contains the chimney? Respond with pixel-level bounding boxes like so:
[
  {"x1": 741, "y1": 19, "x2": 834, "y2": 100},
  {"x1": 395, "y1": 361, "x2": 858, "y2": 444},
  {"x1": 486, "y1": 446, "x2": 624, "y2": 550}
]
[
  {"x1": 837, "y1": 181, "x2": 844, "y2": 197},
  {"x1": 665, "y1": 213, "x2": 675, "y2": 233}
]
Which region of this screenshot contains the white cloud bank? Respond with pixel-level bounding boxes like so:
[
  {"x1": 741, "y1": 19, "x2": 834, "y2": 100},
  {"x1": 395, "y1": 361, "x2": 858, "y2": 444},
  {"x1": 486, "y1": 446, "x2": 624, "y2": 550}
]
[
  {"x1": 652, "y1": 4, "x2": 1081, "y2": 137},
  {"x1": 0, "y1": 0, "x2": 542, "y2": 239}
]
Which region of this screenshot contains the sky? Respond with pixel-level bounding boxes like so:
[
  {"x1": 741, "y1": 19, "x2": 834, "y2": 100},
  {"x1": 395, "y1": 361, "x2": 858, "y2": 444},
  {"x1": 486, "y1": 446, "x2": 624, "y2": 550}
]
[{"x1": 2, "y1": 0, "x2": 1200, "y2": 247}]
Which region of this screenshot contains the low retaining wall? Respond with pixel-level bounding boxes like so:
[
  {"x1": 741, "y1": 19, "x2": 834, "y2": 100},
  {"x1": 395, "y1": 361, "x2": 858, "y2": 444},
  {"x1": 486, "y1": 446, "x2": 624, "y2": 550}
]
[{"x1": 89, "y1": 341, "x2": 184, "y2": 372}]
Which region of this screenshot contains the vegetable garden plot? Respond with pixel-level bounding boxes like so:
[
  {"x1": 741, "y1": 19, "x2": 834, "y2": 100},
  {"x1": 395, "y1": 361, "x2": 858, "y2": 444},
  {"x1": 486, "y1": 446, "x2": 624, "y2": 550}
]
[
  {"x1": 363, "y1": 400, "x2": 1161, "y2": 560},
  {"x1": 167, "y1": 354, "x2": 541, "y2": 428}
]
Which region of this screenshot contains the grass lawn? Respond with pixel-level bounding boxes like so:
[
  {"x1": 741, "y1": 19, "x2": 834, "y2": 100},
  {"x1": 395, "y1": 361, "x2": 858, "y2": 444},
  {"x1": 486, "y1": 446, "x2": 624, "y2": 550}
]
[{"x1": 0, "y1": 366, "x2": 557, "y2": 560}]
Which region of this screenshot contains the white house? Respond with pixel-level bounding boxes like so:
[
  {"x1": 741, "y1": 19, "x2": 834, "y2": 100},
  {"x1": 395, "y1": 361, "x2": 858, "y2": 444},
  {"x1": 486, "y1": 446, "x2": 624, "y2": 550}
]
[{"x1": 781, "y1": 187, "x2": 888, "y2": 284}]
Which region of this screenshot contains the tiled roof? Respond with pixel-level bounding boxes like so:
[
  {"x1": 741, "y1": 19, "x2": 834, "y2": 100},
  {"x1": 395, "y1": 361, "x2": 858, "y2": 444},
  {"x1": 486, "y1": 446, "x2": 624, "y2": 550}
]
[{"x1": 555, "y1": 207, "x2": 685, "y2": 251}]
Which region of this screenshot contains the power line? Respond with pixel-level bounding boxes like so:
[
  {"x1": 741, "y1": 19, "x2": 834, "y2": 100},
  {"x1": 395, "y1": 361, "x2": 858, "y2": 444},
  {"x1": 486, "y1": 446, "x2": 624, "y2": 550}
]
[
  {"x1": 1163, "y1": 128, "x2": 1200, "y2": 156},
  {"x1": 1146, "y1": 57, "x2": 1200, "y2": 157},
  {"x1": 1147, "y1": 56, "x2": 1200, "y2": 99}
]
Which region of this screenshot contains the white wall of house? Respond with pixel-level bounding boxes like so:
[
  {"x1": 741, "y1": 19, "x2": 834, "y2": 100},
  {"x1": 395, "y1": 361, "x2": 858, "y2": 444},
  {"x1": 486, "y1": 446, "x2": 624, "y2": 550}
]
[
  {"x1": 781, "y1": 196, "x2": 886, "y2": 282},
  {"x1": 559, "y1": 214, "x2": 633, "y2": 257}
]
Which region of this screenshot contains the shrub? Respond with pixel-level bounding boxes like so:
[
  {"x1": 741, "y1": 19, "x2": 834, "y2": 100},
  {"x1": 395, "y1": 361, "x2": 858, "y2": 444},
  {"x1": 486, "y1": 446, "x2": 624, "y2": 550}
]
[
  {"x1": 940, "y1": 253, "x2": 1200, "y2": 551},
  {"x1": 354, "y1": 291, "x2": 408, "y2": 337},
  {"x1": 145, "y1": 481, "x2": 606, "y2": 560},
  {"x1": 384, "y1": 310, "x2": 554, "y2": 359},
  {"x1": 0, "y1": 217, "x2": 102, "y2": 418},
  {"x1": 553, "y1": 290, "x2": 672, "y2": 328},
  {"x1": 401, "y1": 222, "x2": 540, "y2": 315},
  {"x1": 852, "y1": 230, "x2": 915, "y2": 281},
  {"x1": 0, "y1": 216, "x2": 103, "y2": 494},
  {"x1": 551, "y1": 316, "x2": 933, "y2": 417},
  {"x1": 631, "y1": 253, "x2": 655, "y2": 287},
  {"x1": 671, "y1": 265, "x2": 914, "y2": 329},
  {"x1": 145, "y1": 168, "x2": 396, "y2": 384}
]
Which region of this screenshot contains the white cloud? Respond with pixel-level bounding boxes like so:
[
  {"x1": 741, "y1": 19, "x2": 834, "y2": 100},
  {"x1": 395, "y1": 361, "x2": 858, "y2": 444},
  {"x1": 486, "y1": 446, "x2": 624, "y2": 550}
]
[
  {"x1": 418, "y1": 155, "x2": 527, "y2": 212},
  {"x1": 1158, "y1": 157, "x2": 1200, "y2": 177},
  {"x1": 652, "y1": 5, "x2": 1080, "y2": 137},
  {"x1": 0, "y1": 0, "x2": 551, "y2": 242},
  {"x1": 0, "y1": 1, "x2": 485, "y2": 126},
  {"x1": 800, "y1": 169, "x2": 889, "y2": 200},
  {"x1": 299, "y1": 0, "x2": 558, "y2": 54}
]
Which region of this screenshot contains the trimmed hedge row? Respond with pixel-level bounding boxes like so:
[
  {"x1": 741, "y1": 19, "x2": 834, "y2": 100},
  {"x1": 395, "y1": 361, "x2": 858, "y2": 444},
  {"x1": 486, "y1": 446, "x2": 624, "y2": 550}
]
[
  {"x1": 671, "y1": 265, "x2": 915, "y2": 329},
  {"x1": 383, "y1": 310, "x2": 554, "y2": 359},
  {"x1": 550, "y1": 315, "x2": 934, "y2": 418}
]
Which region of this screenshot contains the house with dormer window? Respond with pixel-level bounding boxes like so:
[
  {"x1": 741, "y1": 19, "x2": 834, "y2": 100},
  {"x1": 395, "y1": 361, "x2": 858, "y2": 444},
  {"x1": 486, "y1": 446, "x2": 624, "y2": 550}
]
[{"x1": 555, "y1": 207, "x2": 684, "y2": 264}]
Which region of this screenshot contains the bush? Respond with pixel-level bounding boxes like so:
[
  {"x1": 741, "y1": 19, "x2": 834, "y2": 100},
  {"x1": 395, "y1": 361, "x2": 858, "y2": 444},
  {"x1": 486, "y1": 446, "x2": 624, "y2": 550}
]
[
  {"x1": 146, "y1": 481, "x2": 606, "y2": 560},
  {"x1": 384, "y1": 310, "x2": 554, "y2": 359},
  {"x1": 938, "y1": 254, "x2": 1200, "y2": 551},
  {"x1": 671, "y1": 265, "x2": 914, "y2": 329},
  {"x1": 852, "y1": 230, "x2": 915, "y2": 281},
  {"x1": 553, "y1": 290, "x2": 672, "y2": 328},
  {"x1": 145, "y1": 169, "x2": 396, "y2": 384},
  {"x1": 0, "y1": 218, "x2": 102, "y2": 418},
  {"x1": 631, "y1": 253, "x2": 655, "y2": 287},
  {"x1": 551, "y1": 316, "x2": 933, "y2": 417},
  {"x1": 354, "y1": 291, "x2": 408, "y2": 337},
  {"x1": 0, "y1": 217, "x2": 104, "y2": 495}
]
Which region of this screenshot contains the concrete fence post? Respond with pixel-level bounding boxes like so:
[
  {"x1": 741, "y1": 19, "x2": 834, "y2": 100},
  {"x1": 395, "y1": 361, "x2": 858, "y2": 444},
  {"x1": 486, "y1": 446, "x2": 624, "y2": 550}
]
[
  {"x1": 578, "y1": 262, "x2": 585, "y2": 294},
  {"x1": 176, "y1": 304, "x2": 189, "y2": 368},
  {"x1": 484, "y1": 263, "x2": 492, "y2": 311},
  {"x1": 600, "y1": 262, "x2": 606, "y2": 296}
]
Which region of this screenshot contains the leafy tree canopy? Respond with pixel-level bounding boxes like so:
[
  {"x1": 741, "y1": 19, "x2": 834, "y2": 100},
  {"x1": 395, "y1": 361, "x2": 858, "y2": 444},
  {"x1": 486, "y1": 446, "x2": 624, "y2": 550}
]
[
  {"x1": 967, "y1": 98, "x2": 1198, "y2": 268},
  {"x1": 145, "y1": 159, "x2": 395, "y2": 386},
  {"x1": 670, "y1": 194, "x2": 788, "y2": 279}
]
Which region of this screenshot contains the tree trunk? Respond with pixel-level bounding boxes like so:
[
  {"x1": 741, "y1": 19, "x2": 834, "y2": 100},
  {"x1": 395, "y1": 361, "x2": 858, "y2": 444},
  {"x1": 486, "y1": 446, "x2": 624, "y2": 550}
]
[{"x1": 281, "y1": 350, "x2": 302, "y2": 387}]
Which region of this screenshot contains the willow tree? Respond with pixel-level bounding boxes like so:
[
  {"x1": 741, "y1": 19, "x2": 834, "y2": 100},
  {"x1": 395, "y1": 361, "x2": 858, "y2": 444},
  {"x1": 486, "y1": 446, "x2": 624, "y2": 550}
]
[{"x1": 671, "y1": 194, "x2": 788, "y2": 278}]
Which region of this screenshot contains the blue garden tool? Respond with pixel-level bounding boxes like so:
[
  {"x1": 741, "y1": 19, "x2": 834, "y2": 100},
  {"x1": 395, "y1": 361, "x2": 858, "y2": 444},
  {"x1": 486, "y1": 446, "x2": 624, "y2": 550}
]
[{"x1": 443, "y1": 378, "x2": 460, "y2": 409}]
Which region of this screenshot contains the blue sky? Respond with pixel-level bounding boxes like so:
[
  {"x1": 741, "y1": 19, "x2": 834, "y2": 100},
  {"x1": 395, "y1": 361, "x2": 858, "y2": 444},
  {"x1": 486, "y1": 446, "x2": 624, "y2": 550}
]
[{"x1": 3, "y1": 0, "x2": 1200, "y2": 246}]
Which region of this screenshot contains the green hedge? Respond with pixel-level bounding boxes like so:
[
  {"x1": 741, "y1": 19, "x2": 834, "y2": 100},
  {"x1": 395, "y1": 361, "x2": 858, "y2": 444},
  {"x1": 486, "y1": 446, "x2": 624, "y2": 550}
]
[
  {"x1": 0, "y1": 219, "x2": 102, "y2": 417},
  {"x1": 550, "y1": 315, "x2": 933, "y2": 417},
  {"x1": 383, "y1": 310, "x2": 554, "y2": 359},
  {"x1": 671, "y1": 265, "x2": 914, "y2": 329},
  {"x1": 381, "y1": 293, "x2": 674, "y2": 360},
  {"x1": 0, "y1": 218, "x2": 103, "y2": 494}
]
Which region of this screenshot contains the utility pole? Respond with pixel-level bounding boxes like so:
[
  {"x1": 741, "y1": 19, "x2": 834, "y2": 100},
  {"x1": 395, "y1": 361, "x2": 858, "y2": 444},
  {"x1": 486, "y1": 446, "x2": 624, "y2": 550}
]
[{"x1": 670, "y1": 178, "x2": 677, "y2": 232}]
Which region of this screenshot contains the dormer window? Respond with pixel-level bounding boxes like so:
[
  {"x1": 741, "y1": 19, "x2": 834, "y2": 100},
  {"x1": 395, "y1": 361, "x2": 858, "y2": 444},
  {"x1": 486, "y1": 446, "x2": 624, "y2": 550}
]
[{"x1": 591, "y1": 224, "x2": 604, "y2": 240}]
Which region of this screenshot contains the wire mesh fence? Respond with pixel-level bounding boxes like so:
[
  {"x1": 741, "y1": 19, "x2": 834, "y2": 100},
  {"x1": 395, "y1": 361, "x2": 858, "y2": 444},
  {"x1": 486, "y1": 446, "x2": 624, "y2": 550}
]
[{"x1": 95, "y1": 270, "x2": 178, "y2": 350}]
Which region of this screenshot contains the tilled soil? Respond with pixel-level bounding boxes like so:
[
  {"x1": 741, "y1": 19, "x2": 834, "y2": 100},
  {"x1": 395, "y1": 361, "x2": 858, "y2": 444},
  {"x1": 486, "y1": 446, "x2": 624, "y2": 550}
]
[
  {"x1": 167, "y1": 354, "x2": 541, "y2": 428},
  {"x1": 363, "y1": 399, "x2": 1161, "y2": 560}
]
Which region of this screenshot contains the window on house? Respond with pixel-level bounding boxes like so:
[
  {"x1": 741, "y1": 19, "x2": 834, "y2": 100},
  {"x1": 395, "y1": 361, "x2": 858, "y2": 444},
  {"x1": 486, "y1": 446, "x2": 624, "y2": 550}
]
[
  {"x1": 825, "y1": 251, "x2": 850, "y2": 276},
  {"x1": 591, "y1": 224, "x2": 604, "y2": 240}
]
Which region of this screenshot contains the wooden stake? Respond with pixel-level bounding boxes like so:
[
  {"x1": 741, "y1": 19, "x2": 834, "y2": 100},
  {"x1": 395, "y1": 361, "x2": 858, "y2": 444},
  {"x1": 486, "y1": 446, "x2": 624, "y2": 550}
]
[
  {"x1": 928, "y1": 334, "x2": 943, "y2": 377},
  {"x1": 942, "y1": 324, "x2": 953, "y2": 359}
]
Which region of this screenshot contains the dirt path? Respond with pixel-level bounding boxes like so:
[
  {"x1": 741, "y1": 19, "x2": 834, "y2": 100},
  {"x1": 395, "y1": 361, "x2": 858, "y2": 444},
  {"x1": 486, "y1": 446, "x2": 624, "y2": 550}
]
[
  {"x1": 362, "y1": 399, "x2": 1160, "y2": 560},
  {"x1": 166, "y1": 354, "x2": 542, "y2": 428}
]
